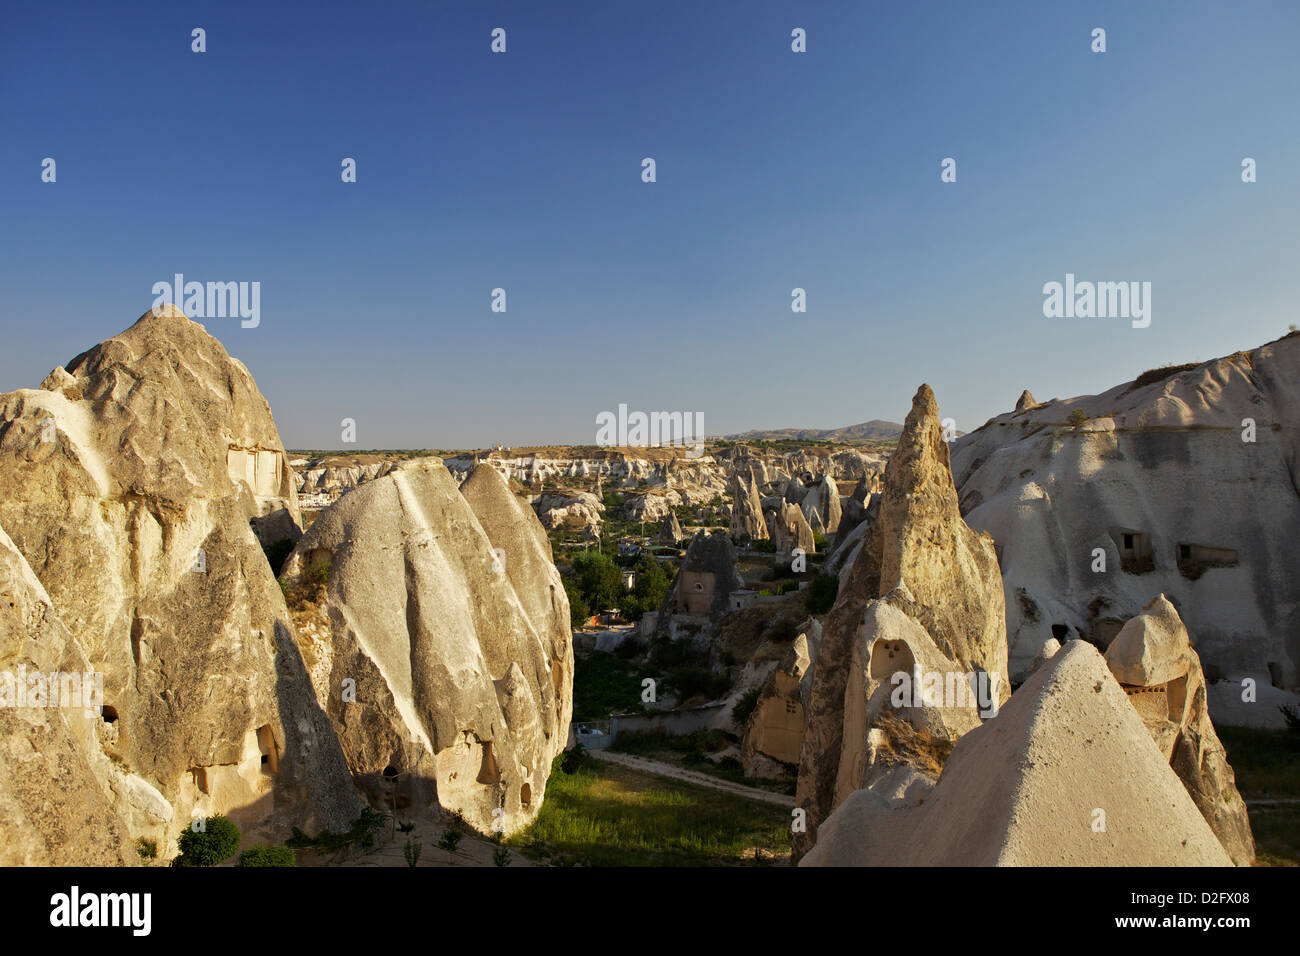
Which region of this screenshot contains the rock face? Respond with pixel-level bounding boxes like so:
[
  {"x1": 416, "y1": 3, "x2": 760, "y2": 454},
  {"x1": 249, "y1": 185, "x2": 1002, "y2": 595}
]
[
  {"x1": 530, "y1": 490, "x2": 604, "y2": 536},
  {"x1": 801, "y1": 641, "x2": 1233, "y2": 866},
  {"x1": 794, "y1": 385, "x2": 1008, "y2": 859},
  {"x1": 656, "y1": 531, "x2": 746, "y2": 641},
  {"x1": 0, "y1": 306, "x2": 361, "y2": 860},
  {"x1": 740, "y1": 624, "x2": 819, "y2": 777},
  {"x1": 1104, "y1": 595, "x2": 1254, "y2": 865},
  {"x1": 656, "y1": 511, "x2": 683, "y2": 545},
  {"x1": 1014, "y1": 389, "x2": 1038, "y2": 412},
  {"x1": 770, "y1": 501, "x2": 816, "y2": 556},
  {"x1": 728, "y1": 473, "x2": 768, "y2": 541},
  {"x1": 0, "y1": 525, "x2": 135, "y2": 865},
  {"x1": 282, "y1": 460, "x2": 573, "y2": 837},
  {"x1": 952, "y1": 335, "x2": 1300, "y2": 702}
]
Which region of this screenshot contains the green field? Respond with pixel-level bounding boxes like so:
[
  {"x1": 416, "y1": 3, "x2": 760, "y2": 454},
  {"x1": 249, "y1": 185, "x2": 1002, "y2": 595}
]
[
  {"x1": 1218, "y1": 726, "x2": 1300, "y2": 866},
  {"x1": 512, "y1": 756, "x2": 791, "y2": 866}
]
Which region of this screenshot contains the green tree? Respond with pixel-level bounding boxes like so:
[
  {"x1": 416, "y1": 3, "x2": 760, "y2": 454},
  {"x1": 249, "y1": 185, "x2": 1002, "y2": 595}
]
[
  {"x1": 572, "y1": 550, "x2": 622, "y2": 613},
  {"x1": 175, "y1": 814, "x2": 241, "y2": 867}
]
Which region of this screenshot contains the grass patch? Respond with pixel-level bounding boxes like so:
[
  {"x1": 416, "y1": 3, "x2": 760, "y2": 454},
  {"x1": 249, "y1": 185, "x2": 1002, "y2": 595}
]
[
  {"x1": 512, "y1": 757, "x2": 791, "y2": 866},
  {"x1": 1218, "y1": 726, "x2": 1300, "y2": 866},
  {"x1": 572, "y1": 650, "x2": 661, "y2": 720}
]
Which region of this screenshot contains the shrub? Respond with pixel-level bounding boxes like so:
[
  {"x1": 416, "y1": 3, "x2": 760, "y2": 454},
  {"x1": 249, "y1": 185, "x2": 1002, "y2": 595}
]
[
  {"x1": 261, "y1": 537, "x2": 295, "y2": 577},
  {"x1": 402, "y1": 837, "x2": 422, "y2": 868},
  {"x1": 492, "y1": 845, "x2": 512, "y2": 867},
  {"x1": 805, "y1": 573, "x2": 839, "y2": 614},
  {"x1": 237, "y1": 845, "x2": 295, "y2": 867},
  {"x1": 731, "y1": 687, "x2": 761, "y2": 727},
  {"x1": 135, "y1": 838, "x2": 157, "y2": 861},
  {"x1": 560, "y1": 744, "x2": 594, "y2": 775},
  {"x1": 436, "y1": 828, "x2": 463, "y2": 854},
  {"x1": 175, "y1": 814, "x2": 241, "y2": 867},
  {"x1": 764, "y1": 617, "x2": 799, "y2": 643},
  {"x1": 1067, "y1": 408, "x2": 1088, "y2": 427}
]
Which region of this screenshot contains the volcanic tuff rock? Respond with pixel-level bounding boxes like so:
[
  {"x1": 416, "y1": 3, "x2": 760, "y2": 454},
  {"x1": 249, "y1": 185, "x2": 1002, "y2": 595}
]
[
  {"x1": 800, "y1": 641, "x2": 1232, "y2": 866},
  {"x1": 1104, "y1": 595, "x2": 1254, "y2": 865},
  {"x1": 741, "y1": 624, "x2": 819, "y2": 778},
  {"x1": 952, "y1": 335, "x2": 1300, "y2": 699},
  {"x1": 656, "y1": 511, "x2": 683, "y2": 545},
  {"x1": 656, "y1": 531, "x2": 746, "y2": 639},
  {"x1": 0, "y1": 525, "x2": 135, "y2": 865},
  {"x1": 794, "y1": 385, "x2": 1008, "y2": 860},
  {"x1": 0, "y1": 306, "x2": 361, "y2": 860},
  {"x1": 729, "y1": 472, "x2": 768, "y2": 540},
  {"x1": 769, "y1": 500, "x2": 816, "y2": 555},
  {"x1": 282, "y1": 460, "x2": 573, "y2": 837}
]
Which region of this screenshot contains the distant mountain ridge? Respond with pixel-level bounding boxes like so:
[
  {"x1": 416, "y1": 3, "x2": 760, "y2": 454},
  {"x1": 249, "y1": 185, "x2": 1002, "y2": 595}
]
[{"x1": 724, "y1": 420, "x2": 904, "y2": 443}]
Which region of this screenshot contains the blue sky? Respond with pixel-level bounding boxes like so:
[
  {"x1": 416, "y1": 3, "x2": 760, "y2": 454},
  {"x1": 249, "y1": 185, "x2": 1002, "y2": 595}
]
[{"x1": 2, "y1": 1, "x2": 1297, "y2": 449}]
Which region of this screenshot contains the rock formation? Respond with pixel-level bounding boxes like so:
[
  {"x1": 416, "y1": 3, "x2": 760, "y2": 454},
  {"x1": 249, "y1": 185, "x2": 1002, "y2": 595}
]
[
  {"x1": 0, "y1": 525, "x2": 135, "y2": 865},
  {"x1": 655, "y1": 531, "x2": 746, "y2": 641},
  {"x1": 741, "y1": 623, "x2": 818, "y2": 778},
  {"x1": 1014, "y1": 389, "x2": 1038, "y2": 412},
  {"x1": 728, "y1": 472, "x2": 768, "y2": 541},
  {"x1": 1104, "y1": 595, "x2": 1254, "y2": 864},
  {"x1": 800, "y1": 641, "x2": 1233, "y2": 866},
  {"x1": 0, "y1": 306, "x2": 361, "y2": 861},
  {"x1": 770, "y1": 501, "x2": 816, "y2": 556},
  {"x1": 793, "y1": 385, "x2": 1008, "y2": 859},
  {"x1": 282, "y1": 460, "x2": 573, "y2": 837},
  {"x1": 656, "y1": 511, "x2": 683, "y2": 545},
  {"x1": 952, "y1": 335, "x2": 1300, "y2": 709}
]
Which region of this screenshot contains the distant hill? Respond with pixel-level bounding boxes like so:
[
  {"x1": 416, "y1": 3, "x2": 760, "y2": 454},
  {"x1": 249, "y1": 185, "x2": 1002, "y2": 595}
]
[{"x1": 724, "y1": 420, "x2": 904, "y2": 443}]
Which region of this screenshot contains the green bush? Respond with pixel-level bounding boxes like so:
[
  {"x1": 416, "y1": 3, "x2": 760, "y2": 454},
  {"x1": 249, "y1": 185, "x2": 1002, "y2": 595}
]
[
  {"x1": 237, "y1": 845, "x2": 295, "y2": 867},
  {"x1": 1067, "y1": 408, "x2": 1088, "y2": 427},
  {"x1": 560, "y1": 744, "x2": 595, "y2": 775},
  {"x1": 135, "y1": 837, "x2": 157, "y2": 861},
  {"x1": 175, "y1": 814, "x2": 241, "y2": 867},
  {"x1": 805, "y1": 573, "x2": 839, "y2": 614},
  {"x1": 731, "y1": 687, "x2": 761, "y2": 726},
  {"x1": 261, "y1": 538, "x2": 295, "y2": 577}
]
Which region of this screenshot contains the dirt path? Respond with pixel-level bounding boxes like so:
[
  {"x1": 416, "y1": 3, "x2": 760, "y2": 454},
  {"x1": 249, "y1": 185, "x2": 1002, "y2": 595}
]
[{"x1": 590, "y1": 750, "x2": 796, "y2": 808}]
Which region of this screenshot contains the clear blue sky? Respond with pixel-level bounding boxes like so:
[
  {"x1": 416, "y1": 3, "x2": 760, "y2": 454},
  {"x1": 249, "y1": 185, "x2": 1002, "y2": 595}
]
[{"x1": 3, "y1": 1, "x2": 1297, "y2": 449}]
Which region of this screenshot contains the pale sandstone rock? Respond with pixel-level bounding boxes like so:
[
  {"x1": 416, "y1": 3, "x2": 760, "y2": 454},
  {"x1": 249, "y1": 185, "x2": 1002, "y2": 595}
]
[
  {"x1": 794, "y1": 385, "x2": 1008, "y2": 860},
  {"x1": 283, "y1": 460, "x2": 572, "y2": 837},
  {"x1": 0, "y1": 525, "x2": 135, "y2": 865},
  {"x1": 953, "y1": 336, "x2": 1300, "y2": 693},
  {"x1": 1104, "y1": 595, "x2": 1254, "y2": 865},
  {"x1": 801, "y1": 642, "x2": 1232, "y2": 867},
  {"x1": 0, "y1": 307, "x2": 361, "y2": 858},
  {"x1": 729, "y1": 472, "x2": 768, "y2": 541}
]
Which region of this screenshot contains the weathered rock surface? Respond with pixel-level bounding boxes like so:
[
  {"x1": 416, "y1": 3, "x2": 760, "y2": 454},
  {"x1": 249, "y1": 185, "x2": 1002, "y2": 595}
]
[
  {"x1": 794, "y1": 385, "x2": 1008, "y2": 859},
  {"x1": 0, "y1": 525, "x2": 135, "y2": 865},
  {"x1": 729, "y1": 472, "x2": 768, "y2": 541},
  {"x1": 953, "y1": 335, "x2": 1300, "y2": 700},
  {"x1": 282, "y1": 460, "x2": 572, "y2": 837},
  {"x1": 801, "y1": 641, "x2": 1233, "y2": 867},
  {"x1": 0, "y1": 306, "x2": 362, "y2": 859},
  {"x1": 1104, "y1": 595, "x2": 1254, "y2": 865},
  {"x1": 770, "y1": 501, "x2": 816, "y2": 556},
  {"x1": 656, "y1": 511, "x2": 683, "y2": 545},
  {"x1": 741, "y1": 624, "x2": 818, "y2": 777}
]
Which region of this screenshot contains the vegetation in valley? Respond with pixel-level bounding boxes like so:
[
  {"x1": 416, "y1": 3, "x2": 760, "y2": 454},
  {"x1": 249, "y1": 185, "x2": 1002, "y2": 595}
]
[
  {"x1": 1218, "y1": 726, "x2": 1300, "y2": 866},
  {"x1": 511, "y1": 753, "x2": 791, "y2": 866}
]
